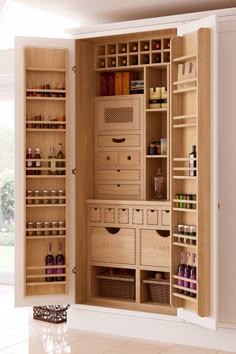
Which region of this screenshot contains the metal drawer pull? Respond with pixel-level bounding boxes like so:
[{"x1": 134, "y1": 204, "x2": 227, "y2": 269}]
[{"x1": 112, "y1": 138, "x2": 126, "y2": 143}]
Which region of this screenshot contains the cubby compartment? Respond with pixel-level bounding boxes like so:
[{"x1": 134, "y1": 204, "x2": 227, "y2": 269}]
[
  {"x1": 141, "y1": 270, "x2": 170, "y2": 305},
  {"x1": 161, "y1": 210, "x2": 170, "y2": 226},
  {"x1": 91, "y1": 266, "x2": 136, "y2": 301}
]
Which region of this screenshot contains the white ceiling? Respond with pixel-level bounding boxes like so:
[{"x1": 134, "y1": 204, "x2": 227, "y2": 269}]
[{"x1": 14, "y1": 0, "x2": 236, "y2": 26}]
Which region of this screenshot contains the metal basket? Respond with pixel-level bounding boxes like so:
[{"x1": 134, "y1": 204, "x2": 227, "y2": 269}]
[{"x1": 33, "y1": 305, "x2": 70, "y2": 323}]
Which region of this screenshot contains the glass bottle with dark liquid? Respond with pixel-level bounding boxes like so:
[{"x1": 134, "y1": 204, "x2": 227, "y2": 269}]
[
  {"x1": 45, "y1": 243, "x2": 54, "y2": 282},
  {"x1": 177, "y1": 252, "x2": 185, "y2": 294},
  {"x1": 56, "y1": 242, "x2": 65, "y2": 281},
  {"x1": 190, "y1": 253, "x2": 197, "y2": 297},
  {"x1": 184, "y1": 252, "x2": 191, "y2": 295}
]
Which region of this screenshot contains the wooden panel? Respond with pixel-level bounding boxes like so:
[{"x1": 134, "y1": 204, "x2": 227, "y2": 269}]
[
  {"x1": 90, "y1": 227, "x2": 136, "y2": 264},
  {"x1": 96, "y1": 96, "x2": 141, "y2": 131},
  {"x1": 97, "y1": 169, "x2": 140, "y2": 181},
  {"x1": 25, "y1": 47, "x2": 66, "y2": 69},
  {"x1": 97, "y1": 134, "x2": 140, "y2": 147},
  {"x1": 96, "y1": 151, "x2": 119, "y2": 166},
  {"x1": 147, "y1": 209, "x2": 159, "y2": 225},
  {"x1": 140, "y1": 229, "x2": 170, "y2": 267},
  {"x1": 96, "y1": 184, "x2": 140, "y2": 197},
  {"x1": 119, "y1": 151, "x2": 140, "y2": 166},
  {"x1": 161, "y1": 210, "x2": 170, "y2": 226}
]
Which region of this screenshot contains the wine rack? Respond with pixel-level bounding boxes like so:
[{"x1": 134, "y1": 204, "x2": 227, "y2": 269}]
[
  {"x1": 95, "y1": 36, "x2": 172, "y2": 70},
  {"x1": 24, "y1": 47, "x2": 69, "y2": 296}
]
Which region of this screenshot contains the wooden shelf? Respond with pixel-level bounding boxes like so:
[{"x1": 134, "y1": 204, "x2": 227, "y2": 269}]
[
  {"x1": 173, "y1": 87, "x2": 197, "y2": 94},
  {"x1": 173, "y1": 114, "x2": 197, "y2": 120},
  {"x1": 26, "y1": 235, "x2": 66, "y2": 240},
  {"x1": 27, "y1": 128, "x2": 66, "y2": 132},
  {"x1": 173, "y1": 292, "x2": 197, "y2": 303},
  {"x1": 146, "y1": 155, "x2": 167, "y2": 158},
  {"x1": 26, "y1": 97, "x2": 66, "y2": 101},
  {"x1": 173, "y1": 242, "x2": 197, "y2": 249},
  {"x1": 26, "y1": 67, "x2": 66, "y2": 72},
  {"x1": 173, "y1": 176, "x2": 197, "y2": 180},
  {"x1": 26, "y1": 281, "x2": 66, "y2": 286},
  {"x1": 173, "y1": 78, "x2": 197, "y2": 86},
  {"x1": 173, "y1": 208, "x2": 197, "y2": 213},
  {"x1": 173, "y1": 54, "x2": 196, "y2": 63},
  {"x1": 146, "y1": 108, "x2": 167, "y2": 112},
  {"x1": 173, "y1": 123, "x2": 196, "y2": 128}
]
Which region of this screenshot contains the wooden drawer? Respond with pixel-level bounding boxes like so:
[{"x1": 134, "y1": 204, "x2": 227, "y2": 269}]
[
  {"x1": 96, "y1": 184, "x2": 140, "y2": 197},
  {"x1": 140, "y1": 229, "x2": 170, "y2": 268},
  {"x1": 90, "y1": 226, "x2": 136, "y2": 264},
  {"x1": 97, "y1": 134, "x2": 140, "y2": 148},
  {"x1": 97, "y1": 169, "x2": 140, "y2": 181},
  {"x1": 119, "y1": 151, "x2": 140, "y2": 166},
  {"x1": 147, "y1": 209, "x2": 159, "y2": 225},
  {"x1": 96, "y1": 152, "x2": 118, "y2": 166},
  {"x1": 89, "y1": 207, "x2": 102, "y2": 223},
  {"x1": 161, "y1": 210, "x2": 170, "y2": 226},
  {"x1": 96, "y1": 96, "x2": 141, "y2": 131},
  {"x1": 104, "y1": 208, "x2": 115, "y2": 223},
  {"x1": 118, "y1": 208, "x2": 129, "y2": 224},
  {"x1": 132, "y1": 208, "x2": 144, "y2": 224}
]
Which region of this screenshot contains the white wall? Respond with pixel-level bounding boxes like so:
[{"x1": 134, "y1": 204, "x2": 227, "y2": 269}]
[
  {"x1": 0, "y1": 49, "x2": 14, "y2": 99},
  {"x1": 218, "y1": 23, "x2": 236, "y2": 325}
]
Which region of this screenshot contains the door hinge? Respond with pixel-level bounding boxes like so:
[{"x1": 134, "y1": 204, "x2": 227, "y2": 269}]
[
  {"x1": 72, "y1": 168, "x2": 76, "y2": 175},
  {"x1": 72, "y1": 267, "x2": 76, "y2": 274},
  {"x1": 72, "y1": 65, "x2": 77, "y2": 73}
]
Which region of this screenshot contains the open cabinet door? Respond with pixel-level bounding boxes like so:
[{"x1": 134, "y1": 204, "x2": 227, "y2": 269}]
[
  {"x1": 14, "y1": 36, "x2": 76, "y2": 307},
  {"x1": 170, "y1": 15, "x2": 218, "y2": 330}
]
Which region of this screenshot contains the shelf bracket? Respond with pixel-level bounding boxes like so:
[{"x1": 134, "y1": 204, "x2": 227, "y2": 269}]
[
  {"x1": 72, "y1": 267, "x2": 76, "y2": 274},
  {"x1": 72, "y1": 66, "x2": 77, "y2": 74}
]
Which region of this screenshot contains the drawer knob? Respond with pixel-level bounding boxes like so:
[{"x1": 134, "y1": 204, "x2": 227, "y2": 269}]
[
  {"x1": 112, "y1": 138, "x2": 125, "y2": 143},
  {"x1": 127, "y1": 155, "x2": 131, "y2": 160},
  {"x1": 106, "y1": 156, "x2": 110, "y2": 160}
]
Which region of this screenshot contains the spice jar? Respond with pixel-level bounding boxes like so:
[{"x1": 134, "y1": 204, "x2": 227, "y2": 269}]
[
  {"x1": 26, "y1": 190, "x2": 33, "y2": 204},
  {"x1": 26, "y1": 222, "x2": 34, "y2": 236},
  {"x1": 36, "y1": 221, "x2": 43, "y2": 236},
  {"x1": 51, "y1": 221, "x2": 58, "y2": 235},
  {"x1": 34, "y1": 190, "x2": 41, "y2": 204},
  {"x1": 43, "y1": 221, "x2": 50, "y2": 236},
  {"x1": 58, "y1": 190, "x2": 65, "y2": 204},
  {"x1": 42, "y1": 190, "x2": 49, "y2": 204},
  {"x1": 58, "y1": 221, "x2": 65, "y2": 235},
  {"x1": 51, "y1": 190, "x2": 57, "y2": 204}
]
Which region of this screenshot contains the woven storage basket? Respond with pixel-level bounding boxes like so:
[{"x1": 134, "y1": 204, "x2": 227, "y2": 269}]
[
  {"x1": 144, "y1": 279, "x2": 170, "y2": 304},
  {"x1": 33, "y1": 305, "x2": 70, "y2": 323},
  {"x1": 97, "y1": 275, "x2": 135, "y2": 300}
]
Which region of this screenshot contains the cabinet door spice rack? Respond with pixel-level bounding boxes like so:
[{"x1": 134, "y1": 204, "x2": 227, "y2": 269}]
[{"x1": 24, "y1": 47, "x2": 69, "y2": 296}]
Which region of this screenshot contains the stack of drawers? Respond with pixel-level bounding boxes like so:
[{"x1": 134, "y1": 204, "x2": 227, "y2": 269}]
[{"x1": 95, "y1": 95, "x2": 144, "y2": 200}]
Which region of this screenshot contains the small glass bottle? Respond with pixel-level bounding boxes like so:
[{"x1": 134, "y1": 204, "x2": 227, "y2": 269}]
[
  {"x1": 189, "y1": 145, "x2": 197, "y2": 176},
  {"x1": 154, "y1": 168, "x2": 165, "y2": 200},
  {"x1": 26, "y1": 147, "x2": 33, "y2": 175},
  {"x1": 48, "y1": 147, "x2": 57, "y2": 175},
  {"x1": 34, "y1": 148, "x2": 41, "y2": 175},
  {"x1": 56, "y1": 143, "x2": 65, "y2": 175}
]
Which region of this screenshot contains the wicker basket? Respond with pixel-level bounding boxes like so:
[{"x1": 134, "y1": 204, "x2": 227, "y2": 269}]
[
  {"x1": 33, "y1": 305, "x2": 70, "y2": 323},
  {"x1": 144, "y1": 278, "x2": 170, "y2": 304},
  {"x1": 96, "y1": 274, "x2": 135, "y2": 300}
]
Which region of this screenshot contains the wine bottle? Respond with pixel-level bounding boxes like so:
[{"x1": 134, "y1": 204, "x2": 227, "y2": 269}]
[
  {"x1": 184, "y1": 252, "x2": 191, "y2": 296},
  {"x1": 144, "y1": 55, "x2": 149, "y2": 64},
  {"x1": 143, "y1": 43, "x2": 149, "y2": 51},
  {"x1": 45, "y1": 243, "x2": 54, "y2": 282},
  {"x1": 190, "y1": 253, "x2": 197, "y2": 297},
  {"x1": 122, "y1": 58, "x2": 127, "y2": 66},
  {"x1": 155, "y1": 41, "x2": 161, "y2": 50},
  {"x1": 177, "y1": 252, "x2": 185, "y2": 294},
  {"x1": 189, "y1": 145, "x2": 197, "y2": 176},
  {"x1": 132, "y1": 44, "x2": 137, "y2": 52},
  {"x1": 26, "y1": 147, "x2": 33, "y2": 175},
  {"x1": 34, "y1": 147, "x2": 41, "y2": 175},
  {"x1": 56, "y1": 242, "x2": 65, "y2": 281},
  {"x1": 48, "y1": 147, "x2": 57, "y2": 175},
  {"x1": 56, "y1": 143, "x2": 65, "y2": 175}
]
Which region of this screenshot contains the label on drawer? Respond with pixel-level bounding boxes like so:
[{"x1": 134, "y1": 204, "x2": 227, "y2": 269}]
[
  {"x1": 140, "y1": 229, "x2": 170, "y2": 267},
  {"x1": 90, "y1": 226, "x2": 136, "y2": 264}
]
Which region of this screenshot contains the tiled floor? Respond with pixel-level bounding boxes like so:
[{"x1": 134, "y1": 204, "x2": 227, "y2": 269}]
[{"x1": 0, "y1": 284, "x2": 234, "y2": 354}]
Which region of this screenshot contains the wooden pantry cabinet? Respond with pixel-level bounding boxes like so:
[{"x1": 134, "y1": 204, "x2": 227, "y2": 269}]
[{"x1": 15, "y1": 15, "x2": 216, "y2": 327}]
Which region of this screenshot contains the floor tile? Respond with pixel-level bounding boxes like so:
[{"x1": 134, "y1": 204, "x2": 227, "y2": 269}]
[{"x1": 163, "y1": 345, "x2": 218, "y2": 354}]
